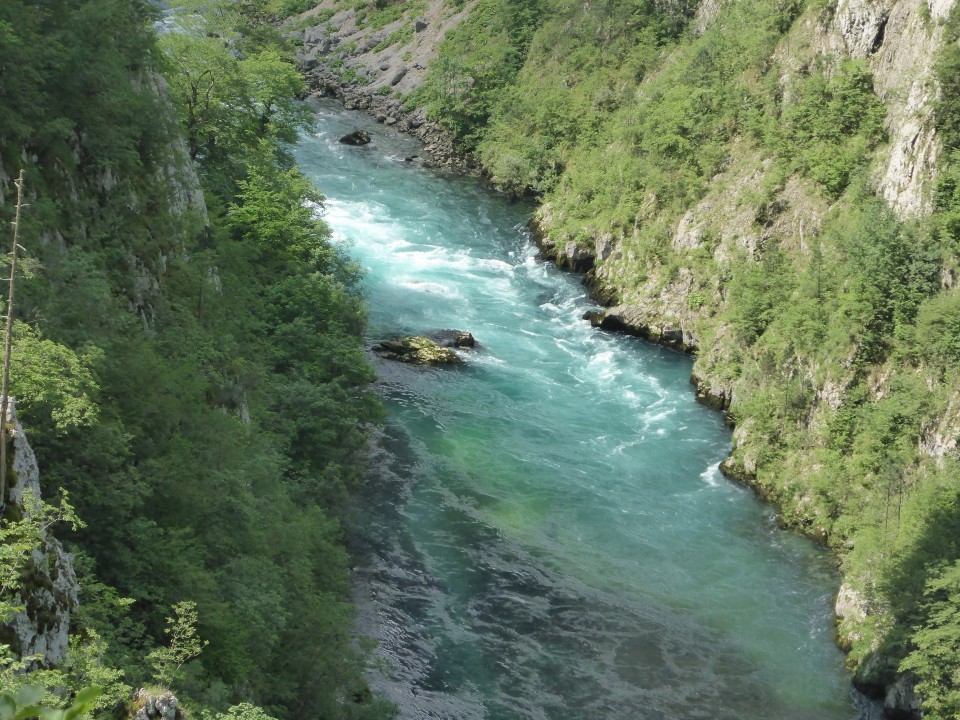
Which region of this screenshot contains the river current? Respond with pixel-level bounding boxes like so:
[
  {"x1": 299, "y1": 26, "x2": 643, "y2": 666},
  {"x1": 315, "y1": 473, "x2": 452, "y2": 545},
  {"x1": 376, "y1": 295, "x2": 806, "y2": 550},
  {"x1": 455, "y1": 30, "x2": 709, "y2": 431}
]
[{"x1": 295, "y1": 100, "x2": 878, "y2": 720}]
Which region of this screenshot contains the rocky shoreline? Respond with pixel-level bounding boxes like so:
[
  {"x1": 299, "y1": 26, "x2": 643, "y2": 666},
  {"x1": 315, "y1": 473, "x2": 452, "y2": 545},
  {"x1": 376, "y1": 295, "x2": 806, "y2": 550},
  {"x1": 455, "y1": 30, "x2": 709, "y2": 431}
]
[
  {"x1": 294, "y1": 0, "x2": 477, "y2": 173},
  {"x1": 304, "y1": 76, "x2": 475, "y2": 173}
]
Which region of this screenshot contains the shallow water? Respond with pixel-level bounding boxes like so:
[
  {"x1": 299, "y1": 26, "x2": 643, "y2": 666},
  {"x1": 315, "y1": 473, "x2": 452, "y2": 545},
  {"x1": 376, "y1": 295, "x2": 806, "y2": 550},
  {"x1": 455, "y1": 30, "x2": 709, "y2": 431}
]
[{"x1": 295, "y1": 100, "x2": 878, "y2": 720}]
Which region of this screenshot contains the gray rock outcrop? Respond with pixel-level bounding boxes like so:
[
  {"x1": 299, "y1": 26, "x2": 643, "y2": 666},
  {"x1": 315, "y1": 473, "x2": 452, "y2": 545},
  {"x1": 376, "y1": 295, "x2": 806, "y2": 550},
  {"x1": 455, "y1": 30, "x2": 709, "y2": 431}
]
[
  {"x1": 0, "y1": 398, "x2": 80, "y2": 669},
  {"x1": 131, "y1": 689, "x2": 185, "y2": 720}
]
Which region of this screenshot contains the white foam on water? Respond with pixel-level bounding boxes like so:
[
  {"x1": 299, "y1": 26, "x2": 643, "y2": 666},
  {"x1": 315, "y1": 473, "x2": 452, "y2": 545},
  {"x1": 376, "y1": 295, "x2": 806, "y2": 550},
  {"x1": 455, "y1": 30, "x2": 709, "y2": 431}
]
[
  {"x1": 642, "y1": 407, "x2": 677, "y2": 430},
  {"x1": 586, "y1": 350, "x2": 620, "y2": 383},
  {"x1": 700, "y1": 463, "x2": 724, "y2": 487},
  {"x1": 395, "y1": 278, "x2": 462, "y2": 298}
]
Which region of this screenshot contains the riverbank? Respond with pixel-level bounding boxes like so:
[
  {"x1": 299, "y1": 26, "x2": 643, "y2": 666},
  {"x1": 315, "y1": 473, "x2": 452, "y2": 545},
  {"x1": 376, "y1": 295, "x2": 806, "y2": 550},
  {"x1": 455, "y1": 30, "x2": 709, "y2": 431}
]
[{"x1": 295, "y1": 0, "x2": 476, "y2": 172}]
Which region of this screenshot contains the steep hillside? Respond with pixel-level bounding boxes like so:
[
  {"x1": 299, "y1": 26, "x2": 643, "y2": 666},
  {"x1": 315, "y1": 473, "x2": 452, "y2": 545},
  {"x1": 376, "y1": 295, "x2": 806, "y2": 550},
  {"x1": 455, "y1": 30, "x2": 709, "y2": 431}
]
[
  {"x1": 0, "y1": 1, "x2": 390, "y2": 718},
  {"x1": 297, "y1": 0, "x2": 960, "y2": 716}
]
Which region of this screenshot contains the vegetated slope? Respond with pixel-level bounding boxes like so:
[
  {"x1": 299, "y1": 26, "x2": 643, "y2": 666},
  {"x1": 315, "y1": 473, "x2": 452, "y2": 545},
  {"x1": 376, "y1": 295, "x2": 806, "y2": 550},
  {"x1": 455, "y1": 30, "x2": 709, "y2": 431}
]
[
  {"x1": 0, "y1": 2, "x2": 390, "y2": 718},
  {"x1": 300, "y1": 0, "x2": 960, "y2": 716}
]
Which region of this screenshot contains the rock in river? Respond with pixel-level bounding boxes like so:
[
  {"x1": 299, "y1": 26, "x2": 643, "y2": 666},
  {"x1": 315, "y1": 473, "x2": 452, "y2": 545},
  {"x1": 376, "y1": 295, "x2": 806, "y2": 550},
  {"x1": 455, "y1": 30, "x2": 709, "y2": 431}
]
[
  {"x1": 432, "y1": 329, "x2": 475, "y2": 348},
  {"x1": 339, "y1": 130, "x2": 371, "y2": 146},
  {"x1": 373, "y1": 336, "x2": 463, "y2": 365}
]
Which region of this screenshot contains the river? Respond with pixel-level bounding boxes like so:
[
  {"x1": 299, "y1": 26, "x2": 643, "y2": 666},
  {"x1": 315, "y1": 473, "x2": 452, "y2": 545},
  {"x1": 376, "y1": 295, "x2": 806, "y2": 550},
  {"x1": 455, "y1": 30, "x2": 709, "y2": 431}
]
[{"x1": 294, "y1": 99, "x2": 878, "y2": 720}]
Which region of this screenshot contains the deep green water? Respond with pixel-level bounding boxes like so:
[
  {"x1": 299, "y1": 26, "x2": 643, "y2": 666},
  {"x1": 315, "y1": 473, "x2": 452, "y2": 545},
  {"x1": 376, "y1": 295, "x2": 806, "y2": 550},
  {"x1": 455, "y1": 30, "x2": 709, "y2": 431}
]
[{"x1": 295, "y1": 100, "x2": 878, "y2": 720}]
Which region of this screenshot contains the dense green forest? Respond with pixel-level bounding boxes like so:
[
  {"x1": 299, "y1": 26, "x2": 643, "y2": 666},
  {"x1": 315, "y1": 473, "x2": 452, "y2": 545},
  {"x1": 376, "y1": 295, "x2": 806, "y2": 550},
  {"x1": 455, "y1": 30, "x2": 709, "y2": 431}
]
[
  {"x1": 0, "y1": 1, "x2": 391, "y2": 718},
  {"x1": 402, "y1": 0, "x2": 960, "y2": 716}
]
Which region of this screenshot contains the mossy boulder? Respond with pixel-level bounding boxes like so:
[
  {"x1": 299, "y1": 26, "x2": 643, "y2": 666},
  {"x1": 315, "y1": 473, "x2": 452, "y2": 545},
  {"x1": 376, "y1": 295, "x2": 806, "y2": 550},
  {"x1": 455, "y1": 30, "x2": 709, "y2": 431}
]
[{"x1": 373, "y1": 335, "x2": 462, "y2": 365}]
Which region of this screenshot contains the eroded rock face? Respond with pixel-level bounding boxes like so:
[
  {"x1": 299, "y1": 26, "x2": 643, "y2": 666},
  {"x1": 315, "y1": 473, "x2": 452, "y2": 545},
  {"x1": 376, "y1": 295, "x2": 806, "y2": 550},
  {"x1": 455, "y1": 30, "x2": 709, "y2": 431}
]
[
  {"x1": 835, "y1": 583, "x2": 869, "y2": 650},
  {"x1": 1, "y1": 399, "x2": 79, "y2": 669},
  {"x1": 528, "y1": 218, "x2": 597, "y2": 272},
  {"x1": 885, "y1": 674, "x2": 921, "y2": 718}
]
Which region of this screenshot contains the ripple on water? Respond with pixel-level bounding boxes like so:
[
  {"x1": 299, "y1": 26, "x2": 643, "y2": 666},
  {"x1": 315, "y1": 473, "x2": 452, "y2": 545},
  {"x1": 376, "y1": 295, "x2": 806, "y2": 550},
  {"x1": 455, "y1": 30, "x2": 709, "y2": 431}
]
[{"x1": 354, "y1": 432, "x2": 854, "y2": 720}]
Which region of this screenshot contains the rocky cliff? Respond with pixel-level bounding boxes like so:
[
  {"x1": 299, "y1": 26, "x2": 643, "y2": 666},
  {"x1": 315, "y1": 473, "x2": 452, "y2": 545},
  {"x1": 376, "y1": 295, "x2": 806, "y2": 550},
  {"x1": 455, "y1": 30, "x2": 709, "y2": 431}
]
[{"x1": 0, "y1": 399, "x2": 80, "y2": 668}]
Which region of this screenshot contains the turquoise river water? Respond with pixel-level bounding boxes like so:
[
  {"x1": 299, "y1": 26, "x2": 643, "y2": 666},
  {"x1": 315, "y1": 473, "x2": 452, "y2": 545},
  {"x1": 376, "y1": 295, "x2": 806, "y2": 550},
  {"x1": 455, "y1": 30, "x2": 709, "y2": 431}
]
[{"x1": 295, "y1": 100, "x2": 880, "y2": 720}]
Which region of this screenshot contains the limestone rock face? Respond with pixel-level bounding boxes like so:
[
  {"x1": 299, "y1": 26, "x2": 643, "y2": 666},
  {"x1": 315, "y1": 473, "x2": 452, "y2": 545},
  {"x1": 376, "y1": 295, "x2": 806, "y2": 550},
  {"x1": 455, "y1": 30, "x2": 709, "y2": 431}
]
[
  {"x1": 1, "y1": 399, "x2": 79, "y2": 668},
  {"x1": 919, "y1": 391, "x2": 960, "y2": 461},
  {"x1": 884, "y1": 674, "x2": 921, "y2": 718},
  {"x1": 867, "y1": 0, "x2": 954, "y2": 217},
  {"x1": 835, "y1": 583, "x2": 869, "y2": 650}
]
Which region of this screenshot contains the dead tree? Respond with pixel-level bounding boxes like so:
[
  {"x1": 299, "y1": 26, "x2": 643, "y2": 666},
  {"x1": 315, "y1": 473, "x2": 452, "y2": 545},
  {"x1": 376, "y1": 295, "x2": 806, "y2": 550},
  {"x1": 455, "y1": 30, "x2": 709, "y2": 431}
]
[{"x1": 0, "y1": 170, "x2": 25, "y2": 508}]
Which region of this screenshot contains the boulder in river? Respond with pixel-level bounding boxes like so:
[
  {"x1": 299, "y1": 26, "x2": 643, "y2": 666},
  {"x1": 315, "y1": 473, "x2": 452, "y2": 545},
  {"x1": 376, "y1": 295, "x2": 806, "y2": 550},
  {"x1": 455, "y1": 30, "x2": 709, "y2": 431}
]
[
  {"x1": 373, "y1": 336, "x2": 462, "y2": 365},
  {"x1": 432, "y1": 329, "x2": 475, "y2": 348},
  {"x1": 582, "y1": 310, "x2": 604, "y2": 327},
  {"x1": 339, "y1": 130, "x2": 371, "y2": 146}
]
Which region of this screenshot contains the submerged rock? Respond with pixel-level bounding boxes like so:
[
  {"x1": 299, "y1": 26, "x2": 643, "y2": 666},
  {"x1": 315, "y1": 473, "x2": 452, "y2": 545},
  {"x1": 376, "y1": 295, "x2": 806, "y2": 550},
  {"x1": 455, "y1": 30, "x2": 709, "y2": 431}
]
[
  {"x1": 373, "y1": 335, "x2": 462, "y2": 365},
  {"x1": 339, "y1": 129, "x2": 371, "y2": 146}
]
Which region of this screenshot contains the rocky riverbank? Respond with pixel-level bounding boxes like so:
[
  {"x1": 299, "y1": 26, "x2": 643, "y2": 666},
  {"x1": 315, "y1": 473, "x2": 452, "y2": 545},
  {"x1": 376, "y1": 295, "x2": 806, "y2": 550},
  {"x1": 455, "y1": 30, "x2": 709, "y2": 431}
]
[{"x1": 293, "y1": 0, "x2": 476, "y2": 171}]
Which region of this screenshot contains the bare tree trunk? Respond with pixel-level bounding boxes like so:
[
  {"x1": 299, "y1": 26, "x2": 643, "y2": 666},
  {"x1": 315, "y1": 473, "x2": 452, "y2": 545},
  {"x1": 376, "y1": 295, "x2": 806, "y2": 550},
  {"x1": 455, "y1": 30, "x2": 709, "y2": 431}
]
[{"x1": 0, "y1": 170, "x2": 24, "y2": 509}]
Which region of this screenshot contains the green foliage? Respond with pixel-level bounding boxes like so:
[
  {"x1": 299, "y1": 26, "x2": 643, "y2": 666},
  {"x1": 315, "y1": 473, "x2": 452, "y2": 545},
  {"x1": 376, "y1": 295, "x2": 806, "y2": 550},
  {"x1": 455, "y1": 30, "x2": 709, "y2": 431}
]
[
  {"x1": 226, "y1": 147, "x2": 337, "y2": 269},
  {"x1": 911, "y1": 290, "x2": 960, "y2": 367},
  {"x1": 358, "y1": 1, "x2": 405, "y2": 30},
  {"x1": 5, "y1": 322, "x2": 100, "y2": 436},
  {"x1": 159, "y1": 34, "x2": 309, "y2": 168},
  {"x1": 0, "y1": 686, "x2": 101, "y2": 720},
  {"x1": 412, "y1": 0, "x2": 548, "y2": 143},
  {"x1": 900, "y1": 559, "x2": 960, "y2": 719},
  {"x1": 147, "y1": 602, "x2": 208, "y2": 688},
  {"x1": 373, "y1": 25, "x2": 413, "y2": 52},
  {"x1": 777, "y1": 62, "x2": 887, "y2": 196},
  {"x1": 0, "y1": 1, "x2": 387, "y2": 718},
  {"x1": 209, "y1": 704, "x2": 279, "y2": 720},
  {"x1": 727, "y1": 247, "x2": 792, "y2": 344},
  {"x1": 933, "y1": 4, "x2": 960, "y2": 152},
  {"x1": 63, "y1": 631, "x2": 132, "y2": 714}
]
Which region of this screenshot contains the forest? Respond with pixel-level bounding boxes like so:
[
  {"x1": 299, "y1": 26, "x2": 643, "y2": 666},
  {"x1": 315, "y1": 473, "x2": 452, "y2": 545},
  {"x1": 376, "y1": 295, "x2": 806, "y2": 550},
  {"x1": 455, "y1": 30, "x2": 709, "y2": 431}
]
[{"x1": 0, "y1": 1, "x2": 391, "y2": 718}]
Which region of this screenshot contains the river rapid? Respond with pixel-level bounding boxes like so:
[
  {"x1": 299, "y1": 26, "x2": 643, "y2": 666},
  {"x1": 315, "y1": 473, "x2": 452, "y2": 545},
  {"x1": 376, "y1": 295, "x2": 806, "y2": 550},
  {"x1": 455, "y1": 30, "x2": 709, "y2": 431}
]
[{"x1": 295, "y1": 100, "x2": 879, "y2": 720}]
